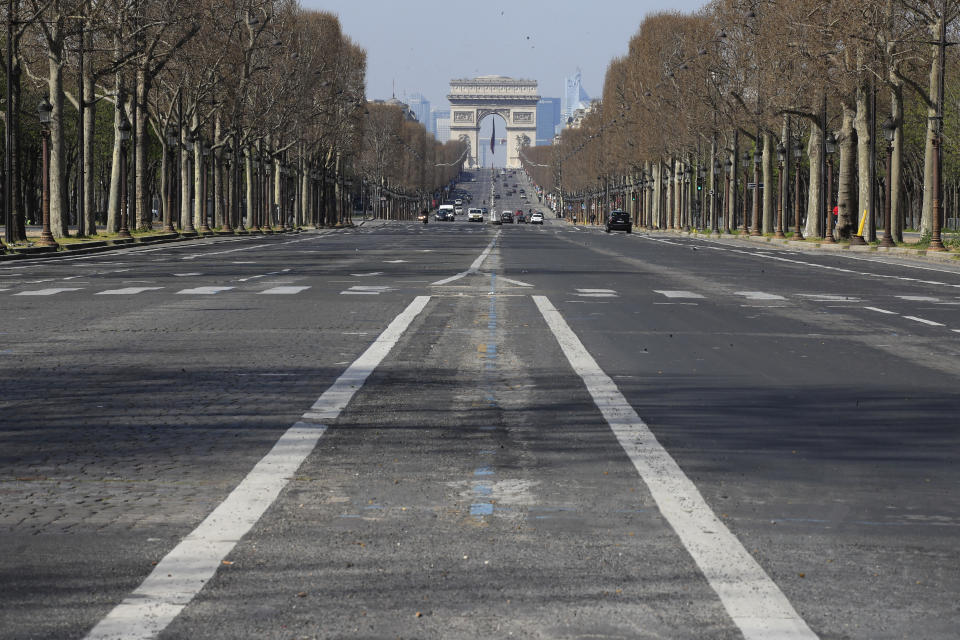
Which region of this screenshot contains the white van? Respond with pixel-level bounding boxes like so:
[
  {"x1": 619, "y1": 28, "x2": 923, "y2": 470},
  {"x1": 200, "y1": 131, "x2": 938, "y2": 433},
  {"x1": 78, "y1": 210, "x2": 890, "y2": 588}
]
[
  {"x1": 468, "y1": 208, "x2": 483, "y2": 222},
  {"x1": 436, "y1": 204, "x2": 455, "y2": 221}
]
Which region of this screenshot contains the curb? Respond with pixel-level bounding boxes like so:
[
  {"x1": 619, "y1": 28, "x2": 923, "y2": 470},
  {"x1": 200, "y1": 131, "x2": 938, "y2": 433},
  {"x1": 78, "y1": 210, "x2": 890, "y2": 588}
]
[{"x1": 0, "y1": 228, "x2": 296, "y2": 262}]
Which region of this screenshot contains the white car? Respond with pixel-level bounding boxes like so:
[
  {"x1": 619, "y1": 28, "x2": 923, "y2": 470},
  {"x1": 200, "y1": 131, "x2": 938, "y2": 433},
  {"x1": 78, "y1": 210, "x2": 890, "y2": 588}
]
[
  {"x1": 468, "y1": 208, "x2": 484, "y2": 222},
  {"x1": 454, "y1": 206, "x2": 463, "y2": 215},
  {"x1": 529, "y1": 212, "x2": 543, "y2": 224}
]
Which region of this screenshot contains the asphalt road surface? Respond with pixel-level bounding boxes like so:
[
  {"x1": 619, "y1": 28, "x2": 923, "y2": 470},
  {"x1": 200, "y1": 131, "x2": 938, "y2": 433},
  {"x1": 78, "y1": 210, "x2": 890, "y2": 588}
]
[{"x1": 2, "y1": 169, "x2": 958, "y2": 639}]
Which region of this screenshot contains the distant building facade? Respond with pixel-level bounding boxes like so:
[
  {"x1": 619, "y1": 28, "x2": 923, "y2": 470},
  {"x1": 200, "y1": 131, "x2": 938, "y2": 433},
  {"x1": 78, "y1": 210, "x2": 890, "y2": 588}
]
[
  {"x1": 432, "y1": 108, "x2": 451, "y2": 142},
  {"x1": 562, "y1": 70, "x2": 591, "y2": 122},
  {"x1": 536, "y1": 97, "x2": 561, "y2": 145},
  {"x1": 406, "y1": 93, "x2": 431, "y2": 129}
]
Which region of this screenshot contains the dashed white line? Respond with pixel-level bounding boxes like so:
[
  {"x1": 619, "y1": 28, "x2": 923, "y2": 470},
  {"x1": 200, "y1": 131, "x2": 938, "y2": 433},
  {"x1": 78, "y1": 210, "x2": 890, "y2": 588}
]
[
  {"x1": 533, "y1": 295, "x2": 816, "y2": 640},
  {"x1": 654, "y1": 290, "x2": 705, "y2": 299},
  {"x1": 258, "y1": 286, "x2": 311, "y2": 295},
  {"x1": 84, "y1": 295, "x2": 432, "y2": 640},
  {"x1": 864, "y1": 306, "x2": 897, "y2": 315},
  {"x1": 176, "y1": 286, "x2": 235, "y2": 295},
  {"x1": 13, "y1": 288, "x2": 83, "y2": 296},
  {"x1": 903, "y1": 315, "x2": 945, "y2": 326},
  {"x1": 735, "y1": 291, "x2": 786, "y2": 300},
  {"x1": 96, "y1": 287, "x2": 164, "y2": 295}
]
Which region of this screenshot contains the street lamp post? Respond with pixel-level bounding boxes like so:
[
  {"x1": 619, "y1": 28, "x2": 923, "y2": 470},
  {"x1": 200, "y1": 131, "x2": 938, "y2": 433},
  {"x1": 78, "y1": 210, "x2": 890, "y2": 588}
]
[
  {"x1": 741, "y1": 151, "x2": 750, "y2": 235},
  {"x1": 117, "y1": 113, "x2": 132, "y2": 239},
  {"x1": 264, "y1": 160, "x2": 273, "y2": 231},
  {"x1": 793, "y1": 141, "x2": 803, "y2": 240},
  {"x1": 712, "y1": 160, "x2": 721, "y2": 234},
  {"x1": 199, "y1": 140, "x2": 211, "y2": 234},
  {"x1": 183, "y1": 135, "x2": 195, "y2": 234},
  {"x1": 824, "y1": 131, "x2": 836, "y2": 243},
  {"x1": 164, "y1": 124, "x2": 177, "y2": 232},
  {"x1": 880, "y1": 117, "x2": 896, "y2": 248},
  {"x1": 222, "y1": 144, "x2": 234, "y2": 232},
  {"x1": 36, "y1": 97, "x2": 56, "y2": 247},
  {"x1": 775, "y1": 142, "x2": 786, "y2": 238},
  {"x1": 751, "y1": 146, "x2": 762, "y2": 236},
  {"x1": 250, "y1": 153, "x2": 261, "y2": 232},
  {"x1": 724, "y1": 159, "x2": 733, "y2": 234}
]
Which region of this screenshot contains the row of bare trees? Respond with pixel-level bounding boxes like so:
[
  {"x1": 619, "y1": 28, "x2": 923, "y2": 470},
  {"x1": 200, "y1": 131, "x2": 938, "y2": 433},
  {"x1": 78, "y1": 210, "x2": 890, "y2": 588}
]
[
  {"x1": 1, "y1": 0, "x2": 463, "y2": 242},
  {"x1": 525, "y1": 0, "x2": 960, "y2": 245}
]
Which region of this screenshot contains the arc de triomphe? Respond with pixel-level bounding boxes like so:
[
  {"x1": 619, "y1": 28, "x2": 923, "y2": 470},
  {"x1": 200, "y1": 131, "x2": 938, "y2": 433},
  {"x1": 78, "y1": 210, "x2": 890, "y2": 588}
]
[{"x1": 447, "y1": 76, "x2": 539, "y2": 169}]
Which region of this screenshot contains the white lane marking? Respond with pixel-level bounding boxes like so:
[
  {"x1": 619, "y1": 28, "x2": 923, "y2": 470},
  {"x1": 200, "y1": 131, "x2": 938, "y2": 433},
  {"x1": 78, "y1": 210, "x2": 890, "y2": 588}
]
[
  {"x1": 180, "y1": 243, "x2": 270, "y2": 260},
  {"x1": 896, "y1": 295, "x2": 940, "y2": 302},
  {"x1": 533, "y1": 295, "x2": 816, "y2": 639},
  {"x1": 14, "y1": 288, "x2": 83, "y2": 296},
  {"x1": 864, "y1": 306, "x2": 897, "y2": 315},
  {"x1": 497, "y1": 277, "x2": 533, "y2": 287},
  {"x1": 96, "y1": 287, "x2": 164, "y2": 295},
  {"x1": 654, "y1": 290, "x2": 705, "y2": 299},
  {"x1": 341, "y1": 285, "x2": 391, "y2": 295},
  {"x1": 351, "y1": 272, "x2": 384, "y2": 277},
  {"x1": 903, "y1": 315, "x2": 945, "y2": 326},
  {"x1": 85, "y1": 296, "x2": 432, "y2": 640},
  {"x1": 735, "y1": 291, "x2": 786, "y2": 300},
  {"x1": 575, "y1": 288, "x2": 618, "y2": 298},
  {"x1": 258, "y1": 286, "x2": 311, "y2": 295},
  {"x1": 176, "y1": 286, "x2": 235, "y2": 295},
  {"x1": 173, "y1": 273, "x2": 202, "y2": 277},
  {"x1": 796, "y1": 294, "x2": 861, "y2": 302},
  {"x1": 432, "y1": 232, "x2": 501, "y2": 285},
  {"x1": 384, "y1": 259, "x2": 407, "y2": 263}
]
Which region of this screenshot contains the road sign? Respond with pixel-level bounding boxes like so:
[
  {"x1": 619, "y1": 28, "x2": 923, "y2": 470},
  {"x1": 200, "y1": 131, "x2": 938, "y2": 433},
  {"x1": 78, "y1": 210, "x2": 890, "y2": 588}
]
[{"x1": 747, "y1": 183, "x2": 764, "y2": 189}]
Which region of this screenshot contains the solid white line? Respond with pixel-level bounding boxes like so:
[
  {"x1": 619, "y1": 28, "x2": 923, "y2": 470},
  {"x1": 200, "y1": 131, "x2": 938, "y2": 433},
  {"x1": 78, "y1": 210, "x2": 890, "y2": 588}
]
[
  {"x1": 85, "y1": 295, "x2": 431, "y2": 640},
  {"x1": 533, "y1": 295, "x2": 816, "y2": 639},
  {"x1": 180, "y1": 244, "x2": 270, "y2": 260},
  {"x1": 903, "y1": 315, "x2": 945, "y2": 326},
  {"x1": 864, "y1": 306, "x2": 897, "y2": 315},
  {"x1": 497, "y1": 276, "x2": 533, "y2": 287},
  {"x1": 431, "y1": 232, "x2": 501, "y2": 285}
]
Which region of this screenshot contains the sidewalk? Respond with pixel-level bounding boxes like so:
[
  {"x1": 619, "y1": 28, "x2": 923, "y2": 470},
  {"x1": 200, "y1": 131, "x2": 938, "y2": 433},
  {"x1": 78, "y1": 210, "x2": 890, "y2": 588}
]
[{"x1": 563, "y1": 219, "x2": 960, "y2": 266}]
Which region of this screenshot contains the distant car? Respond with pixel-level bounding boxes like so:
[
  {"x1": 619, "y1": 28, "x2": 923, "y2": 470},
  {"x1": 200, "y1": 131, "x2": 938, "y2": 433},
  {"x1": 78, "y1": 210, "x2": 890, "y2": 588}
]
[
  {"x1": 454, "y1": 198, "x2": 463, "y2": 206},
  {"x1": 516, "y1": 213, "x2": 526, "y2": 223},
  {"x1": 489, "y1": 210, "x2": 501, "y2": 225},
  {"x1": 468, "y1": 207, "x2": 484, "y2": 222},
  {"x1": 481, "y1": 207, "x2": 488, "y2": 214},
  {"x1": 605, "y1": 210, "x2": 632, "y2": 233},
  {"x1": 529, "y1": 212, "x2": 543, "y2": 224},
  {"x1": 500, "y1": 211, "x2": 514, "y2": 224},
  {"x1": 437, "y1": 204, "x2": 455, "y2": 221},
  {"x1": 454, "y1": 206, "x2": 463, "y2": 215}
]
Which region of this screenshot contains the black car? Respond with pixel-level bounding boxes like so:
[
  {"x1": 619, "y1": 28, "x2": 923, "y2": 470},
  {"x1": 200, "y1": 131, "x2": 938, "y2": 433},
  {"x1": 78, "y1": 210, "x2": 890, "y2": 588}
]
[
  {"x1": 605, "y1": 210, "x2": 632, "y2": 233},
  {"x1": 500, "y1": 212, "x2": 514, "y2": 224}
]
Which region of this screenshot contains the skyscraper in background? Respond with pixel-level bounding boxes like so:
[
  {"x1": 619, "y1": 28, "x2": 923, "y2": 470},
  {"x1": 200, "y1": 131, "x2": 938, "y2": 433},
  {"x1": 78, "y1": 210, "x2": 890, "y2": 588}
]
[
  {"x1": 562, "y1": 70, "x2": 590, "y2": 122},
  {"x1": 536, "y1": 98, "x2": 561, "y2": 145},
  {"x1": 431, "y1": 108, "x2": 450, "y2": 143},
  {"x1": 406, "y1": 93, "x2": 431, "y2": 131}
]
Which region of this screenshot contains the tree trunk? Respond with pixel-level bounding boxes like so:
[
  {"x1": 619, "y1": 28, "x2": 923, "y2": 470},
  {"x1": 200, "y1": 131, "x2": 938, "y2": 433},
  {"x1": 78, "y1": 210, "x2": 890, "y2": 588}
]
[
  {"x1": 762, "y1": 130, "x2": 774, "y2": 233},
  {"x1": 82, "y1": 49, "x2": 96, "y2": 234},
  {"x1": 48, "y1": 48, "x2": 68, "y2": 237},
  {"x1": 890, "y1": 83, "x2": 905, "y2": 241},
  {"x1": 853, "y1": 83, "x2": 872, "y2": 240},
  {"x1": 921, "y1": 24, "x2": 940, "y2": 234},
  {"x1": 10, "y1": 56, "x2": 25, "y2": 240},
  {"x1": 106, "y1": 92, "x2": 122, "y2": 233},
  {"x1": 836, "y1": 101, "x2": 856, "y2": 239},
  {"x1": 135, "y1": 71, "x2": 151, "y2": 229},
  {"x1": 805, "y1": 124, "x2": 823, "y2": 237}
]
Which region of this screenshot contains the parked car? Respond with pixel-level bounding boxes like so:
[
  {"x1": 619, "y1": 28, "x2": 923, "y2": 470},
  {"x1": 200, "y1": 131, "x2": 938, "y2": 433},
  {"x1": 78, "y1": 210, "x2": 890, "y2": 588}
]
[
  {"x1": 500, "y1": 211, "x2": 514, "y2": 224},
  {"x1": 605, "y1": 210, "x2": 632, "y2": 233},
  {"x1": 529, "y1": 212, "x2": 543, "y2": 224}
]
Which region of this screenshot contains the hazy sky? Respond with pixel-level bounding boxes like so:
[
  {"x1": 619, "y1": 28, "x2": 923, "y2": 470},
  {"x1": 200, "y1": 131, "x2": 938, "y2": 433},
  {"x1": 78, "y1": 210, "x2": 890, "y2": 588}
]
[{"x1": 301, "y1": 0, "x2": 707, "y2": 108}]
